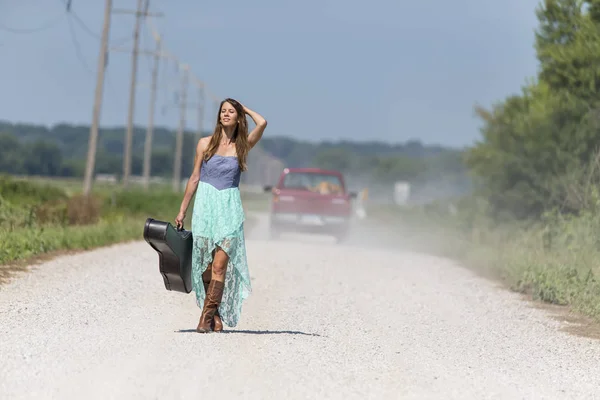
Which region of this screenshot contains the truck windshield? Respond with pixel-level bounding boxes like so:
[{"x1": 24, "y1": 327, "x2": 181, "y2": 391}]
[{"x1": 282, "y1": 172, "x2": 344, "y2": 194}]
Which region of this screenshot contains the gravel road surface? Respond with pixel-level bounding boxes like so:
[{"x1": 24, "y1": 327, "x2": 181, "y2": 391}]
[{"x1": 1, "y1": 212, "x2": 599, "y2": 399}]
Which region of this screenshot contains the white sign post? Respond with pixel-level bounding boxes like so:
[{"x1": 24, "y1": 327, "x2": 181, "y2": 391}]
[{"x1": 394, "y1": 181, "x2": 410, "y2": 206}]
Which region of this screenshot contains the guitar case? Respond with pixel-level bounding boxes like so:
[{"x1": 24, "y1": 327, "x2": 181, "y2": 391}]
[{"x1": 143, "y1": 217, "x2": 193, "y2": 294}]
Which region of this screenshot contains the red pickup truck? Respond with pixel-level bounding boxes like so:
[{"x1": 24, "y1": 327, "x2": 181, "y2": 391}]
[{"x1": 264, "y1": 167, "x2": 356, "y2": 243}]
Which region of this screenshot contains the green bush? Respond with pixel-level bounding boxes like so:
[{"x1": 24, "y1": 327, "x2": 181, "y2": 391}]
[
  {"x1": 105, "y1": 186, "x2": 186, "y2": 218},
  {"x1": 0, "y1": 174, "x2": 67, "y2": 205},
  {"x1": 0, "y1": 220, "x2": 142, "y2": 265},
  {"x1": 0, "y1": 177, "x2": 184, "y2": 272},
  {"x1": 0, "y1": 176, "x2": 256, "y2": 280}
]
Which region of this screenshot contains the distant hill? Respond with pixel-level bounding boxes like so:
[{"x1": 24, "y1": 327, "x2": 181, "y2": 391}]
[
  {"x1": 0, "y1": 120, "x2": 470, "y2": 202},
  {"x1": 258, "y1": 136, "x2": 453, "y2": 167}
]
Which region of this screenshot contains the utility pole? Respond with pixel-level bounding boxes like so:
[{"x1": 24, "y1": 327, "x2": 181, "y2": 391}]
[
  {"x1": 110, "y1": 7, "x2": 163, "y2": 189},
  {"x1": 142, "y1": 36, "x2": 161, "y2": 190},
  {"x1": 121, "y1": 0, "x2": 145, "y2": 188},
  {"x1": 173, "y1": 64, "x2": 189, "y2": 192},
  {"x1": 83, "y1": 0, "x2": 112, "y2": 197}
]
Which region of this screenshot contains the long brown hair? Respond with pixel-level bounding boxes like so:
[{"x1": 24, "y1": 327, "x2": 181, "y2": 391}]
[{"x1": 203, "y1": 98, "x2": 250, "y2": 171}]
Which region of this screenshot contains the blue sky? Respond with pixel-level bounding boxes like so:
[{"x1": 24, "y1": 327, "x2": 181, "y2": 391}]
[{"x1": 0, "y1": 0, "x2": 541, "y2": 148}]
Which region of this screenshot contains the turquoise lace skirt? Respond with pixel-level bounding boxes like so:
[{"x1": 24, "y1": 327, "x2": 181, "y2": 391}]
[{"x1": 191, "y1": 181, "x2": 251, "y2": 327}]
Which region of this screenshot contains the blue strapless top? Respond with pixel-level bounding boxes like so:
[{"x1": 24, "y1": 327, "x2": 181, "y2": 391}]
[{"x1": 199, "y1": 154, "x2": 241, "y2": 190}]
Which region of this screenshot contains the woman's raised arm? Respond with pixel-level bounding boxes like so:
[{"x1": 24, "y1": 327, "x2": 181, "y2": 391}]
[{"x1": 243, "y1": 104, "x2": 267, "y2": 148}]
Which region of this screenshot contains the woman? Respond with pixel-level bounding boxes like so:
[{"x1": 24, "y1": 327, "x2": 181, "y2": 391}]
[{"x1": 175, "y1": 98, "x2": 267, "y2": 333}]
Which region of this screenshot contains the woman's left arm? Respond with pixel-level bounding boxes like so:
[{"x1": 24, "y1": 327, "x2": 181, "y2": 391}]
[{"x1": 244, "y1": 104, "x2": 268, "y2": 148}]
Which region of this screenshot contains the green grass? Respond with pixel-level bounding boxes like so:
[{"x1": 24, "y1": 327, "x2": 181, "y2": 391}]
[
  {"x1": 364, "y1": 202, "x2": 600, "y2": 322},
  {"x1": 0, "y1": 175, "x2": 258, "y2": 282}
]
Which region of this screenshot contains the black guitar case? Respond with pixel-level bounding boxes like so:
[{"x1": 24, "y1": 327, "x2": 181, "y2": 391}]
[{"x1": 143, "y1": 217, "x2": 193, "y2": 294}]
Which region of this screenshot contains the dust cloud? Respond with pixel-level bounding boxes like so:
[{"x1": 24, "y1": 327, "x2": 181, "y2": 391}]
[{"x1": 244, "y1": 175, "x2": 466, "y2": 260}]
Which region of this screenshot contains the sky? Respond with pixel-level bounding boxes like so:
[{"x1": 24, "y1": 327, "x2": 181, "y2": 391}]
[{"x1": 0, "y1": 0, "x2": 541, "y2": 148}]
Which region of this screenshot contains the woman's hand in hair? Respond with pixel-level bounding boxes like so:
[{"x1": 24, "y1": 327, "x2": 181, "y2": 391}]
[{"x1": 244, "y1": 104, "x2": 268, "y2": 148}]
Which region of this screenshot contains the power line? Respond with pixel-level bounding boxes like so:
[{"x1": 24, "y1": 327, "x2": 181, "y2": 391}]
[
  {"x1": 80, "y1": 0, "x2": 223, "y2": 193},
  {"x1": 0, "y1": 14, "x2": 64, "y2": 34},
  {"x1": 59, "y1": 0, "x2": 102, "y2": 40},
  {"x1": 65, "y1": 11, "x2": 94, "y2": 75},
  {"x1": 0, "y1": 0, "x2": 224, "y2": 194},
  {"x1": 60, "y1": 0, "x2": 124, "y2": 106},
  {"x1": 60, "y1": 0, "x2": 131, "y2": 48},
  {"x1": 121, "y1": 0, "x2": 163, "y2": 188}
]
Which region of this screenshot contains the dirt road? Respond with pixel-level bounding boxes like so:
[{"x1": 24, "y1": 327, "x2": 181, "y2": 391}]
[{"x1": 1, "y1": 213, "x2": 599, "y2": 399}]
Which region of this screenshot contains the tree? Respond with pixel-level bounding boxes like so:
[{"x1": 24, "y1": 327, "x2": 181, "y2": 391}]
[
  {"x1": 464, "y1": 1, "x2": 600, "y2": 219},
  {"x1": 313, "y1": 148, "x2": 359, "y2": 172},
  {"x1": 24, "y1": 140, "x2": 63, "y2": 176},
  {"x1": 535, "y1": 0, "x2": 600, "y2": 100},
  {"x1": 0, "y1": 133, "x2": 24, "y2": 174}
]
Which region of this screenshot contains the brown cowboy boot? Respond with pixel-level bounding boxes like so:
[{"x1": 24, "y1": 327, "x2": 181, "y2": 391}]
[
  {"x1": 196, "y1": 280, "x2": 225, "y2": 333},
  {"x1": 203, "y1": 277, "x2": 223, "y2": 332},
  {"x1": 213, "y1": 305, "x2": 224, "y2": 332}
]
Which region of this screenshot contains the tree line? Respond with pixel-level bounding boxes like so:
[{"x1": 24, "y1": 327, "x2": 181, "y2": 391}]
[
  {"x1": 0, "y1": 120, "x2": 469, "y2": 201},
  {"x1": 464, "y1": 0, "x2": 600, "y2": 220},
  {"x1": 0, "y1": 122, "x2": 200, "y2": 179}
]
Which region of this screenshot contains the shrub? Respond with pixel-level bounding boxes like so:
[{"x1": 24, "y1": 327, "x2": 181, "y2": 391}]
[
  {"x1": 0, "y1": 174, "x2": 67, "y2": 205},
  {"x1": 66, "y1": 194, "x2": 102, "y2": 225}
]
